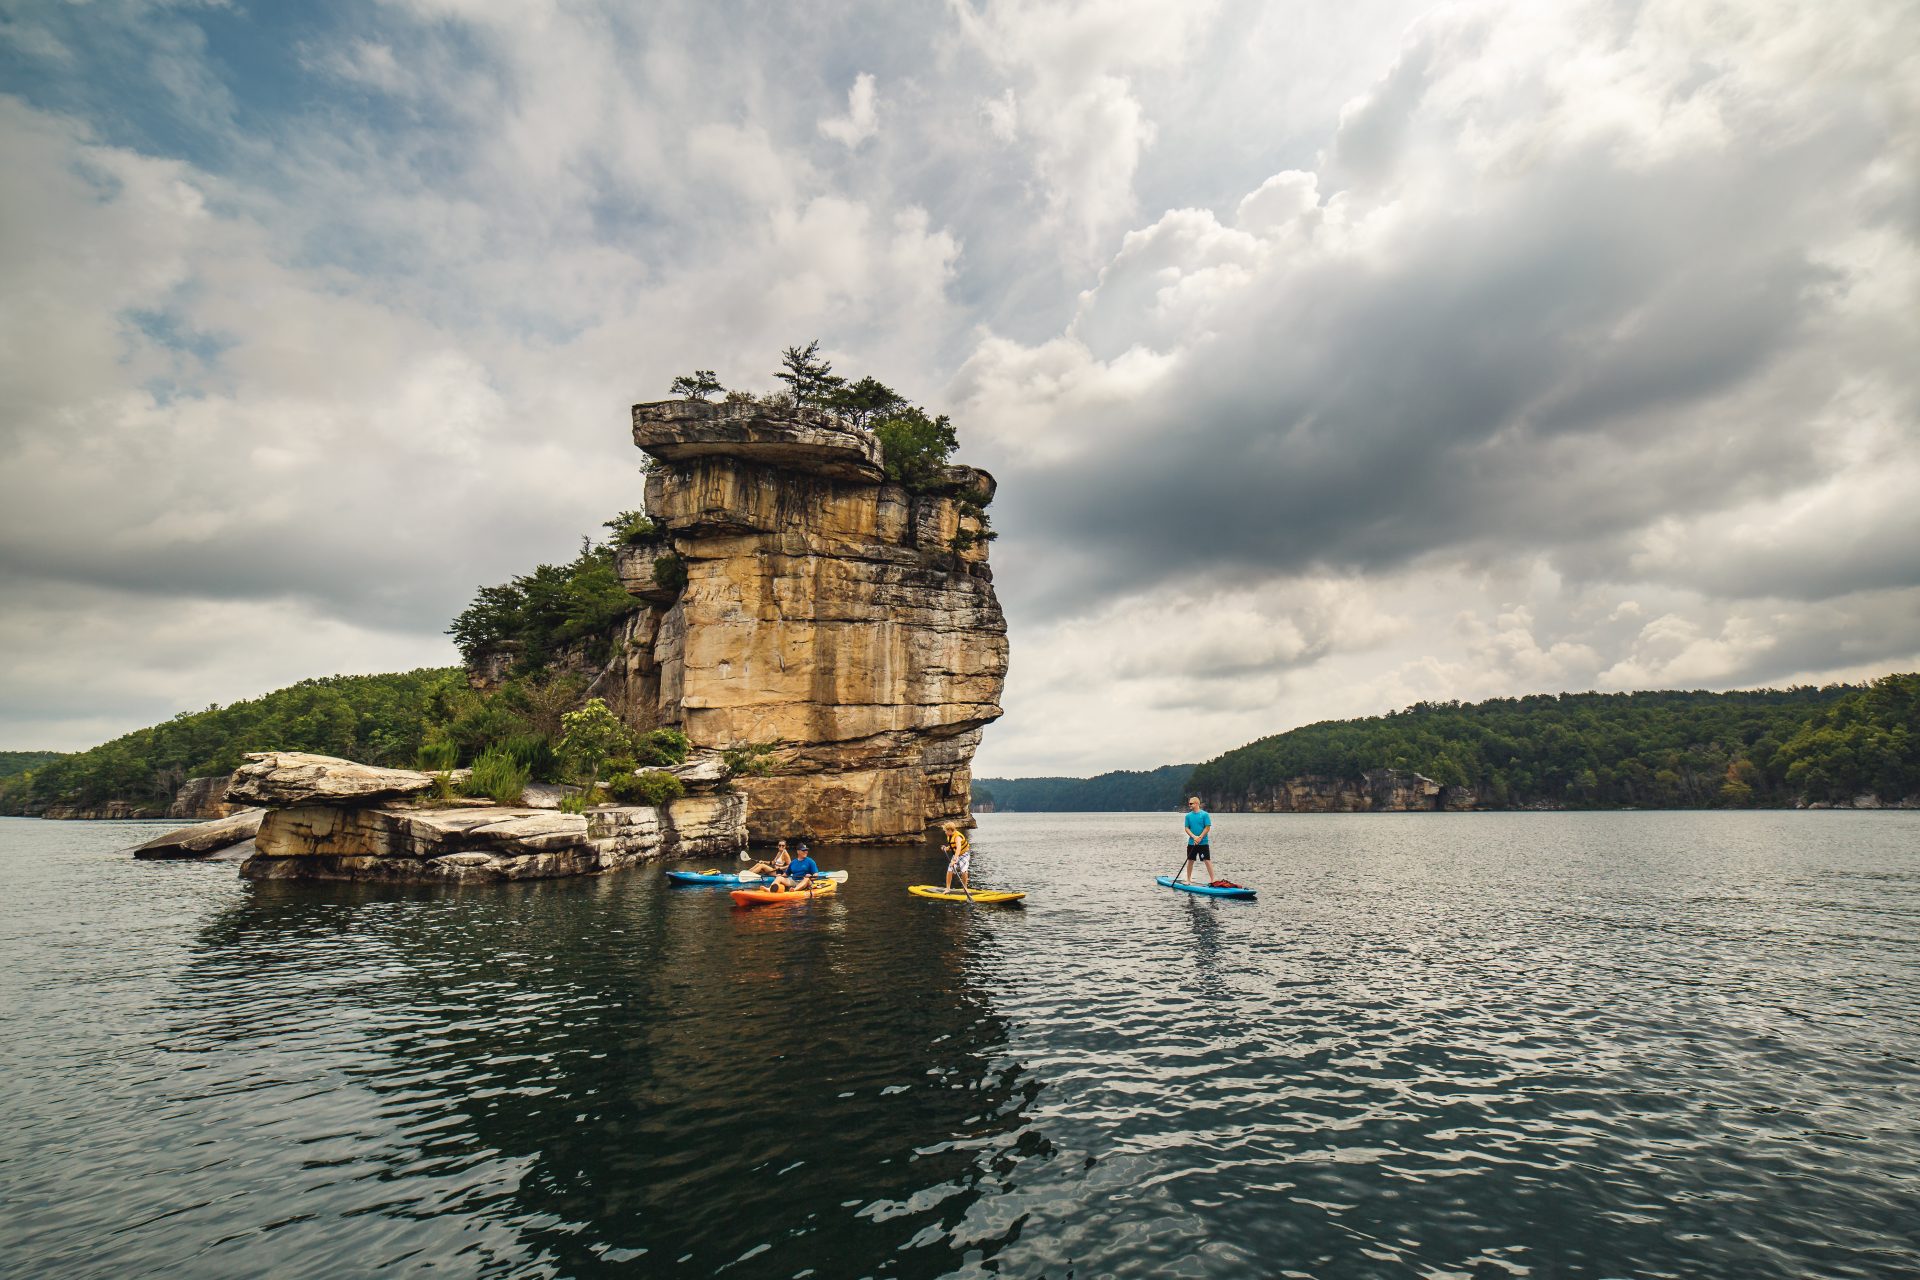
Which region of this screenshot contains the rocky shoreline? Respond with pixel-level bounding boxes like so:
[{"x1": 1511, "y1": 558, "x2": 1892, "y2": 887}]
[{"x1": 131, "y1": 751, "x2": 747, "y2": 883}]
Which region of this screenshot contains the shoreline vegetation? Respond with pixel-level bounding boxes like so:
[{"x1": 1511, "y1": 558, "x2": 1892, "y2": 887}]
[
  {"x1": 10, "y1": 673, "x2": 1919, "y2": 819},
  {"x1": 991, "y1": 676, "x2": 1919, "y2": 813},
  {"x1": 7, "y1": 670, "x2": 1917, "y2": 822}
]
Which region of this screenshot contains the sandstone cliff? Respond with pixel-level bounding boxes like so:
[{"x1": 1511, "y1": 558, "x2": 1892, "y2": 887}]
[
  {"x1": 1205, "y1": 769, "x2": 1475, "y2": 813},
  {"x1": 479, "y1": 399, "x2": 1008, "y2": 844}
]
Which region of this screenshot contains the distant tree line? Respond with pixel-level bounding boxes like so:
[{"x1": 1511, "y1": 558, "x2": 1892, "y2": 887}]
[
  {"x1": 1188, "y1": 677, "x2": 1920, "y2": 809},
  {"x1": 972, "y1": 765, "x2": 1197, "y2": 812},
  {"x1": 0, "y1": 670, "x2": 467, "y2": 815},
  {"x1": 0, "y1": 751, "x2": 64, "y2": 782}
]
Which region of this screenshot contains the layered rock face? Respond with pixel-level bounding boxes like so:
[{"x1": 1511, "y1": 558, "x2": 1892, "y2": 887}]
[
  {"x1": 226, "y1": 753, "x2": 746, "y2": 882},
  {"x1": 168, "y1": 774, "x2": 238, "y2": 820},
  {"x1": 528, "y1": 399, "x2": 1008, "y2": 843},
  {"x1": 1206, "y1": 769, "x2": 1475, "y2": 813}
]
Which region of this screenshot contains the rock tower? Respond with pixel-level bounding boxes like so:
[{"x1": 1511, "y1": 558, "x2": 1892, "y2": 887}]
[{"x1": 535, "y1": 398, "x2": 1008, "y2": 843}]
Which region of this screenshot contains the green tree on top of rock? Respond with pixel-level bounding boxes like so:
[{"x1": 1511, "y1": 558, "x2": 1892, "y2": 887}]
[
  {"x1": 829, "y1": 376, "x2": 909, "y2": 428},
  {"x1": 776, "y1": 340, "x2": 845, "y2": 405},
  {"x1": 873, "y1": 405, "x2": 959, "y2": 490},
  {"x1": 669, "y1": 369, "x2": 724, "y2": 400}
]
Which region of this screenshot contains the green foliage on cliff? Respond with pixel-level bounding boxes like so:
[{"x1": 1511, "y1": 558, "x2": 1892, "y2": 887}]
[
  {"x1": 1188, "y1": 681, "x2": 1920, "y2": 809},
  {"x1": 448, "y1": 536, "x2": 640, "y2": 670},
  {"x1": 460, "y1": 748, "x2": 530, "y2": 806},
  {"x1": 685, "y1": 342, "x2": 972, "y2": 496},
  {"x1": 973, "y1": 765, "x2": 1198, "y2": 812},
  {"x1": 604, "y1": 511, "x2": 656, "y2": 545},
  {"x1": 874, "y1": 406, "x2": 960, "y2": 490},
  {"x1": 0, "y1": 669, "x2": 466, "y2": 815},
  {"x1": 607, "y1": 768, "x2": 684, "y2": 807}
]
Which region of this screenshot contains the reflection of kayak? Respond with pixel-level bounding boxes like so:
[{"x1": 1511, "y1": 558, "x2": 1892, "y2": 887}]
[
  {"x1": 907, "y1": 885, "x2": 1025, "y2": 904},
  {"x1": 730, "y1": 881, "x2": 839, "y2": 905},
  {"x1": 1156, "y1": 875, "x2": 1255, "y2": 899},
  {"x1": 666, "y1": 870, "x2": 770, "y2": 886}
]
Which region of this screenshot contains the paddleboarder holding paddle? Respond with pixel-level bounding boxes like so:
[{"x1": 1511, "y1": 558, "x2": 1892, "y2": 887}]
[
  {"x1": 1179, "y1": 796, "x2": 1221, "y2": 884},
  {"x1": 941, "y1": 823, "x2": 973, "y2": 895}
]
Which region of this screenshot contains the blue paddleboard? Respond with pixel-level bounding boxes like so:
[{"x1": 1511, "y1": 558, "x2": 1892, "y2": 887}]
[{"x1": 1156, "y1": 875, "x2": 1256, "y2": 899}]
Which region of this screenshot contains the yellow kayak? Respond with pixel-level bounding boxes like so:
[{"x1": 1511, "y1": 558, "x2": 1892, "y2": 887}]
[
  {"x1": 729, "y1": 881, "x2": 837, "y2": 905},
  {"x1": 907, "y1": 885, "x2": 1026, "y2": 904}
]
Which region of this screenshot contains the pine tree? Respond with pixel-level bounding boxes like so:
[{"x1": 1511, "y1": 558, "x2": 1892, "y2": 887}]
[{"x1": 775, "y1": 341, "x2": 845, "y2": 405}]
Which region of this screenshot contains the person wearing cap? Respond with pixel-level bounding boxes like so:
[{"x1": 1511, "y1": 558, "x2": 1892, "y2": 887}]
[{"x1": 771, "y1": 839, "x2": 819, "y2": 892}]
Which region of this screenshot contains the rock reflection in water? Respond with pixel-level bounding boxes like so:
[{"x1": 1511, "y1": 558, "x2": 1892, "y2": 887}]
[{"x1": 173, "y1": 849, "x2": 1043, "y2": 1278}]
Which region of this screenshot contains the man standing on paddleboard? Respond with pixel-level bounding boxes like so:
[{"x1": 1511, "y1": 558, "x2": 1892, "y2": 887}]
[{"x1": 1180, "y1": 796, "x2": 1219, "y2": 884}]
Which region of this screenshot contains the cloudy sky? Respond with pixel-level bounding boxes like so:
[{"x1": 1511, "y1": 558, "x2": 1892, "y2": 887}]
[{"x1": 1, "y1": 0, "x2": 1915, "y2": 776}]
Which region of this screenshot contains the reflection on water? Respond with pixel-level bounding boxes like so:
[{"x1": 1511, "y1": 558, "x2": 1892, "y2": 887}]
[
  {"x1": 3, "y1": 812, "x2": 1918, "y2": 1279},
  {"x1": 162, "y1": 852, "x2": 1037, "y2": 1278}
]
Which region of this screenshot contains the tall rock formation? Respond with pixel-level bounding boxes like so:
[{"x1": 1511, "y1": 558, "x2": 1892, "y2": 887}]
[{"x1": 481, "y1": 399, "x2": 1009, "y2": 843}]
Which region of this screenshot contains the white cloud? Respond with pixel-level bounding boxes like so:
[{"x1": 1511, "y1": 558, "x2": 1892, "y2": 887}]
[
  {"x1": 2, "y1": 0, "x2": 1916, "y2": 776},
  {"x1": 819, "y1": 72, "x2": 880, "y2": 148}
]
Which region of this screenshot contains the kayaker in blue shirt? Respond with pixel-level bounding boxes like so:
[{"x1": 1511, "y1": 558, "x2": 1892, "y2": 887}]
[
  {"x1": 772, "y1": 841, "x2": 820, "y2": 892},
  {"x1": 1180, "y1": 796, "x2": 1221, "y2": 884}
]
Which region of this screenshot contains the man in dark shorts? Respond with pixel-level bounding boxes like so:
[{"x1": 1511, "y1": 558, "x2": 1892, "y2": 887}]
[{"x1": 1180, "y1": 795, "x2": 1219, "y2": 883}]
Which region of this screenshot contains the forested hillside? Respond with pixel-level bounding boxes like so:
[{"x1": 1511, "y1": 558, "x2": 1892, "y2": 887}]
[
  {"x1": 973, "y1": 764, "x2": 1196, "y2": 812},
  {"x1": 1, "y1": 670, "x2": 466, "y2": 815},
  {"x1": 0, "y1": 751, "x2": 64, "y2": 782},
  {"x1": 1188, "y1": 676, "x2": 1920, "y2": 809}
]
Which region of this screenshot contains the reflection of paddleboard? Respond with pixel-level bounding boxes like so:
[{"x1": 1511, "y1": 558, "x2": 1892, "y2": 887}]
[
  {"x1": 907, "y1": 885, "x2": 1026, "y2": 904},
  {"x1": 666, "y1": 870, "x2": 770, "y2": 885},
  {"x1": 1156, "y1": 875, "x2": 1255, "y2": 899},
  {"x1": 729, "y1": 881, "x2": 839, "y2": 905}
]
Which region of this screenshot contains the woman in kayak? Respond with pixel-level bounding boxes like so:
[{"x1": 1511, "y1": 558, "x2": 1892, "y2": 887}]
[
  {"x1": 941, "y1": 823, "x2": 972, "y2": 893},
  {"x1": 743, "y1": 839, "x2": 790, "y2": 878},
  {"x1": 771, "y1": 842, "x2": 820, "y2": 892}
]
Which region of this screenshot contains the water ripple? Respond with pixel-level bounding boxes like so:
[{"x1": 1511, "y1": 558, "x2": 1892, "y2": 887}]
[{"x1": 1, "y1": 811, "x2": 1917, "y2": 1278}]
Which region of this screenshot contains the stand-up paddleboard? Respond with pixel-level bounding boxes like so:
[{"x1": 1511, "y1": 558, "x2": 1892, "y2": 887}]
[
  {"x1": 907, "y1": 885, "x2": 1025, "y2": 904},
  {"x1": 729, "y1": 880, "x2": 839, "y2": 905},
  {"x1": 1155, "y1": 875, "x2": 1255, "y2": 899}
]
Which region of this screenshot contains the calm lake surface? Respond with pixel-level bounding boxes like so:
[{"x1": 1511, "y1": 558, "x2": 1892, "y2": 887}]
[{"x1": 2, "y1": 811, "x2": 1917, "y2": 1279}]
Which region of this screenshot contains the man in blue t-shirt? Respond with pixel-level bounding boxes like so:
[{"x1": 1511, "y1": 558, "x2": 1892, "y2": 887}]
[
  {"x1": 772, "y1": 841, "x2": 820, "y2": 892},
  {"x1": 1181, "y1": 796, "x2": 1220, "y2": 884}
]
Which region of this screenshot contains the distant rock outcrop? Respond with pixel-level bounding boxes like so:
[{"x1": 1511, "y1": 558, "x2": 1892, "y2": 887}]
[
  {"x1": 1204, "y1": 769, "x2": 1475, "y2": 813},
  {"x1": 473, "y1": 398, "x2": 1009, "y2": 844},
  {"x1": 168, "y1": 774, "x2": 239, "y2": 820}
]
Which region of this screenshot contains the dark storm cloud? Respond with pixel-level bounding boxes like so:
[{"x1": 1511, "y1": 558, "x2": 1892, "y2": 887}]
[{"x1": 968, "y1": 11, "x2": 1917, "y2": 622}]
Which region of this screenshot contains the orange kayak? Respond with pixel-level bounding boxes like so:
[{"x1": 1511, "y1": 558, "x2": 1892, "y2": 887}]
[{"x1": 729, "y1": 881, "x2": 838, "y2": 906}]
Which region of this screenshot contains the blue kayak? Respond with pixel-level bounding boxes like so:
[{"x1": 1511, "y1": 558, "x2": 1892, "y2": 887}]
[
  {"x1": 665, "y1": 870, "x2": 772, "y2": 886},
  {"x1": 1156, "y1": 875, "x2": 1256, "y2": 899}
]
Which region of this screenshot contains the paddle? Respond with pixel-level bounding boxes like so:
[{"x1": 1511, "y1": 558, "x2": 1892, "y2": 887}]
[{"x1": 1169, "y1": 843, "x2": 1199, "y2": 884}]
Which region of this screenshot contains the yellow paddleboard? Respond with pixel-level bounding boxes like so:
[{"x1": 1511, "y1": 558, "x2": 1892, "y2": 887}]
[{"x1": 907, "y1": 885, "x2": 1026, "y2": 904}]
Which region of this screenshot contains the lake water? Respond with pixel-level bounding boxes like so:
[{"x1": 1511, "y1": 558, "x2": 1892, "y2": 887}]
[{"x1": 2, "y1": 811, "x2": 1917, "y2": 1279}]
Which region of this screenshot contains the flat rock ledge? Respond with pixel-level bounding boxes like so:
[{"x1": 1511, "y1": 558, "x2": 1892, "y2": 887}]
[
  {"x1": 632, "y1": 398, "x2": 885, "y2": 482},
  {"x1": 237, "y1": 794, "x2": 746, "y2": 884},
  {"x1": 133, "y1": 808, "x2": 265, "y2": 860},
  {"x1": 228, "y1": 752, "x2": 435, "y2": 807}
]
